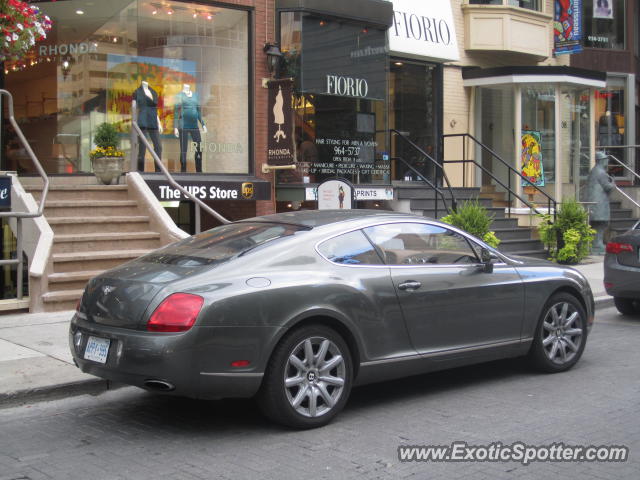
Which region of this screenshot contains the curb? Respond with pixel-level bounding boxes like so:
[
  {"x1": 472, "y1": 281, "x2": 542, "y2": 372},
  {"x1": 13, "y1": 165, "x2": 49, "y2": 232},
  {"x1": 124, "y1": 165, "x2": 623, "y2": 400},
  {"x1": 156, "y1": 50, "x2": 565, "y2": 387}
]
[
  {"x1": 0, "y1": 379, "x2": 125, "y2": 409},
  {"x1": 594, "y1": 295, "x2": 614, "y2": 310}
]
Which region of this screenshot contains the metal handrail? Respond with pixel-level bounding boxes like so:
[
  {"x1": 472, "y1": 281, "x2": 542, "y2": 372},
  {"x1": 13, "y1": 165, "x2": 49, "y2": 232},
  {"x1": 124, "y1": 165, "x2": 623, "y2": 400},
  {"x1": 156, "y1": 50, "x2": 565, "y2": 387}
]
[
  {"x1": 130, "y1": 118, "x2": 230, "y2": 226},
  {"x1": 443, "y1": 133, "x2": 557, "y2": 220},
  {"x1": 606, "y1": 152, "x2": 640, "y2": 184},
  {"x1": 392, "y1": 156, "x2": 453, "y2": 217},
  {"x1": 0, "y1": 89, "x2": 50, "y2": 299},
  {"x1": 613, "y1": 185, "x2": 640, "y2": 210},
  {"x1": 390, "y1": 129, "x2": 457, "y2": 215}
]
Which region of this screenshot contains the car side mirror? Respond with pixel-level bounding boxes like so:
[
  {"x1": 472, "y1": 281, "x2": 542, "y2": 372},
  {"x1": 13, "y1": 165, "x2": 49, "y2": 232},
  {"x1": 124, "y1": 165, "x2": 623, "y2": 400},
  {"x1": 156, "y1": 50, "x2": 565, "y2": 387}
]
[{"x1": 479, "y1": 248, "x2": 494, "y2": 273}]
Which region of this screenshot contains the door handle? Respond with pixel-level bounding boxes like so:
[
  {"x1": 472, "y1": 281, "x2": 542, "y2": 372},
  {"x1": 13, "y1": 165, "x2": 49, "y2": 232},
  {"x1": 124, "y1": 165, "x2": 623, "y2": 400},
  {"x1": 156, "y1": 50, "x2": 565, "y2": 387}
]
[{"x1": 398, "y1": 281, "x2": 421, "y2": 291}]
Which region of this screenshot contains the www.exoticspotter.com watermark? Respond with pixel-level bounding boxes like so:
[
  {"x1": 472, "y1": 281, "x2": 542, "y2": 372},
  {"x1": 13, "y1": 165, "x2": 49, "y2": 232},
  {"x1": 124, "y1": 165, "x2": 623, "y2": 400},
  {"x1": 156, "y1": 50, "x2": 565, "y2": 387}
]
[{"x1": 398, "y1": 442, "x2": 629, "y2": 466}]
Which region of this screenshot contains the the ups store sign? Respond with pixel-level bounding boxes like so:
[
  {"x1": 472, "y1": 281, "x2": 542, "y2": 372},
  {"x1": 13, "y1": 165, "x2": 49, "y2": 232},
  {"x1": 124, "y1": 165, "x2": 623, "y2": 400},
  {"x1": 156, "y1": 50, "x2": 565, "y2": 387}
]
[{"x1": 145, "y1": 178, "x2": 271, "y2": 202}]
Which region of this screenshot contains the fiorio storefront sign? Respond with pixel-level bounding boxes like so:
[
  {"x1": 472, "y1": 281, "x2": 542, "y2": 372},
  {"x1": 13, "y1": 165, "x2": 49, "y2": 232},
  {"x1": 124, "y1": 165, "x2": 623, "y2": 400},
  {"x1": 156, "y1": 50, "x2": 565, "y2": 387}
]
[
  {"x1": 386, "y1": 0, "x2": 459, "y2": 62},
  {"x1": 326, "y1": 75, "x2": 369, "y2": 98}
]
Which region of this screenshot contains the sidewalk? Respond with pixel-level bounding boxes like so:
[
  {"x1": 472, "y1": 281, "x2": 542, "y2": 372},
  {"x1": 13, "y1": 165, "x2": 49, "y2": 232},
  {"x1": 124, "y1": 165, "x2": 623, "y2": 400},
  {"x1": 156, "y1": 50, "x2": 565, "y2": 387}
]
[{"x1": 0, "y1": 257, "x2": 611, "y2": 408}]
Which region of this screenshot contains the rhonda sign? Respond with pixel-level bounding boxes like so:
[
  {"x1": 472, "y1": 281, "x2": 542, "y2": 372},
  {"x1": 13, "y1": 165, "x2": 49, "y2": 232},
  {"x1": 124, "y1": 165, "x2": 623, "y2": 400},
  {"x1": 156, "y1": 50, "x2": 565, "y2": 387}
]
[{"x1": 317, "y1": 179, "x2": 355, "y2": 210}]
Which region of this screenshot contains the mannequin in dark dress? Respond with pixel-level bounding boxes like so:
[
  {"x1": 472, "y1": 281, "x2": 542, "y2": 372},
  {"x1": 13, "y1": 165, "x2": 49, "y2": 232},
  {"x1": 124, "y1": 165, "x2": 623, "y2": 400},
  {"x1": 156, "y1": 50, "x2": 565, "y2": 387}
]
[
  {"x1": 133, "y1": 81, "x2": 163, "y2": 172},
  {"x1": 174, "y1": 84, "x2": 207, "y2": 172}
]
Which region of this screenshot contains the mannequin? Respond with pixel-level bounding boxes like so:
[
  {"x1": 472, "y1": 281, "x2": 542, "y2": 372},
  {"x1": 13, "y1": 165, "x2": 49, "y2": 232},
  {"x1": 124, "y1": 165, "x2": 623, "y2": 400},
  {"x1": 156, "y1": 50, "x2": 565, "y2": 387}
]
[
  {"x1": 174, "y1": 84, "x2": 207, "y2": 172},
  {"x1": 132, "y1": 80, "x2": 163, "y2": 172}
]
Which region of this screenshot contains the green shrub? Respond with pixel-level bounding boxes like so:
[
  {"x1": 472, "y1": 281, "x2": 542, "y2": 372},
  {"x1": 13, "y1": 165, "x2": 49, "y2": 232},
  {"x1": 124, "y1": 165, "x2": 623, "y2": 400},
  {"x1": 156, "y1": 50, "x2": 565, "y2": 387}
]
[
  {"x1": 537, "y1": 198, "x2": 595, "y2": 264},
  {"x1": 441, "y1": 200, "x2": 501, "y2": 248},
  {"x1": 93, "y1": 123, "x2": 119, "y2": 150}
]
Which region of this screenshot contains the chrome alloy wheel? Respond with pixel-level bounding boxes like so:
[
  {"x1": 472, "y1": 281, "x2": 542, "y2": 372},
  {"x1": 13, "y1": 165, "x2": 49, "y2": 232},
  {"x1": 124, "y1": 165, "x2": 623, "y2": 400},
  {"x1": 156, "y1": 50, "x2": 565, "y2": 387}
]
[
  {"x1": 542, "y1": 301, "x2": 584, "y2": 365},
  {"x1": 284, "y1": 336, "x2": 346, "y2": 418}
]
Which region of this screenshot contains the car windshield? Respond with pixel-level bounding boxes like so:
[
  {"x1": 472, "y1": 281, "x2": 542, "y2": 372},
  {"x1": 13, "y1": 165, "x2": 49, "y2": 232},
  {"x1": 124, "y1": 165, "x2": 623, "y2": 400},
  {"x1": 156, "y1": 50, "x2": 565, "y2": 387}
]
[{"x1": 141, "y1": 222, "x2": 310, "y2": 267}]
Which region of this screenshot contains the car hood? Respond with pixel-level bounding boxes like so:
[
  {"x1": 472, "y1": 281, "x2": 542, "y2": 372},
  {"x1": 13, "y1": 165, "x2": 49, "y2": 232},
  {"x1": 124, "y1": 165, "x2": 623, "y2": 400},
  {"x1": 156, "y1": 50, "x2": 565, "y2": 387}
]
[
  {"x1": 503, "y1": 254, "x2": 554, "y2": 267},
  {"x1": 81, "y1": 257, "x2": 210, "y2": 329}
]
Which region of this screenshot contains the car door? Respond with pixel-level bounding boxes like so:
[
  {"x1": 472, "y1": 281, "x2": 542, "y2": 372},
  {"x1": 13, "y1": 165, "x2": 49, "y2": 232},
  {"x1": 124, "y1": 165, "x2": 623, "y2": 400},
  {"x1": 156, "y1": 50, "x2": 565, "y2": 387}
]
[{"x1": 364, "y1": 222, "x2": 524, "y2": 354}]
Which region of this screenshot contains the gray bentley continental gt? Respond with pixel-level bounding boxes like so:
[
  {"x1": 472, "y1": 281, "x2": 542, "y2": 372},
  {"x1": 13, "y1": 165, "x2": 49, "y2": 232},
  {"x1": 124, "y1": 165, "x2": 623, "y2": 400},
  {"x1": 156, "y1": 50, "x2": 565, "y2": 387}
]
[{"x1": 70, "y1": 210, "x2": 594, "y2": 428}]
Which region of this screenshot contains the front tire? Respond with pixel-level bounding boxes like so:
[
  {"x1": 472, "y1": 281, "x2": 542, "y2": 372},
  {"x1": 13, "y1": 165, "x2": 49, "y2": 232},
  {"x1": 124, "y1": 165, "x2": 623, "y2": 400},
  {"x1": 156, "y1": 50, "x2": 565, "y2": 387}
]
[
  {"x1": 614, "y1": 297, "x2": 640, "y2": 316},
  {"x1": 528, "y1": 292, "x2": 587, "y2": 373},
  {"x1": 258, "y1": 325, "x2": 353, "y2": 429}
]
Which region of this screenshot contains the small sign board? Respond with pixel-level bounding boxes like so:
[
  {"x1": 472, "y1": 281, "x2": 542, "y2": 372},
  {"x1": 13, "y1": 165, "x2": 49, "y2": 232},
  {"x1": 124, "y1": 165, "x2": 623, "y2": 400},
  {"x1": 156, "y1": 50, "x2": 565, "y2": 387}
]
[
  {"x1": 317, "y1": 178, "x2": 355, "y2": 210},
  {"x1": 0, "y1": 176, "x2": 12, "y2": 209}
]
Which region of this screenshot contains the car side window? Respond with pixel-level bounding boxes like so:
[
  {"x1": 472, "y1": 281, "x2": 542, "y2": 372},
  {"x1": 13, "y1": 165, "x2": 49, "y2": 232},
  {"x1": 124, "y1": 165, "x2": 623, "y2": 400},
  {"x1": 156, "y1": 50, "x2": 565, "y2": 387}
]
[
  {"x1": 318, "y1": 230, "x2": 384, "y2": 265},
  {"x1": 364, "y1": 223, "x2": 479, "y2": 265}
]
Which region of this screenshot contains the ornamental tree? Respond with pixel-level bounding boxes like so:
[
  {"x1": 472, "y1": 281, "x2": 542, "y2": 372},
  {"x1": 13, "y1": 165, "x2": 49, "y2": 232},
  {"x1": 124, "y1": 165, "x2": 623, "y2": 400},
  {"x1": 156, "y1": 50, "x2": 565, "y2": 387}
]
[{"x1": 0, "y1": 0, "x2": 52, "y2": 62}]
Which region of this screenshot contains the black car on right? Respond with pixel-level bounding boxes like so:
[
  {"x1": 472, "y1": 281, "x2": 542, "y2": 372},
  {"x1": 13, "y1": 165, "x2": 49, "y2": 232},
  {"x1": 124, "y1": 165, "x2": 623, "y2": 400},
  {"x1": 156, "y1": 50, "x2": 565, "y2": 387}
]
[{"x1": 605, "y1": 220, "x2": 640, "y2": 315}]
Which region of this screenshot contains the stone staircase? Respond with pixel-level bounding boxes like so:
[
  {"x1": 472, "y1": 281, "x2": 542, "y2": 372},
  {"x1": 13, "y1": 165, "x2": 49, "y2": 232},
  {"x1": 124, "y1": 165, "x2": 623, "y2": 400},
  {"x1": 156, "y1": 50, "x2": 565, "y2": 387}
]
[
  {"x1": 608, "y1": 199, "x2": 638, "y2": 236},
  {"x1": 26, "y1": 184, "x2": 163, "y2": 311},
  {"x1": 394, "y1": 183, "x2": 547, "y2": 258}
]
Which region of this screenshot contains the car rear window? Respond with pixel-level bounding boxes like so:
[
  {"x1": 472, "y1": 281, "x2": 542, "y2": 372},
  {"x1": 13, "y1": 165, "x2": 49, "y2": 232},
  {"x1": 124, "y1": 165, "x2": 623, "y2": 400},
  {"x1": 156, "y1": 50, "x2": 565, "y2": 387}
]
[{"x1": 141, "y1": 222, "x2": 310, "y2": 266}]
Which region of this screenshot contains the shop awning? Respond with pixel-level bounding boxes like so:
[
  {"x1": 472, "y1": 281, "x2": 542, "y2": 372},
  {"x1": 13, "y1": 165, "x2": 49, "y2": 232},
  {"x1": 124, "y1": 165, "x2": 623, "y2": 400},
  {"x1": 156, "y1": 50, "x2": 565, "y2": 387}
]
[{"x1": 462, "y1": 66, "x2": 606, "y2": 89}]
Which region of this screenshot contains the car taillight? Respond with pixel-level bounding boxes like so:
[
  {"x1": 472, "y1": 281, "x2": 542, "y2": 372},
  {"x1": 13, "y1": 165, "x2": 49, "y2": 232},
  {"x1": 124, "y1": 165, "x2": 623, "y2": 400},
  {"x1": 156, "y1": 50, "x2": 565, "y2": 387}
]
[
  {"x1": 605, "y1": 242, "x2": 634, "y2": 254},
  {"x1": 147, "y1": 293, "x2": 204, "y2": 332}
]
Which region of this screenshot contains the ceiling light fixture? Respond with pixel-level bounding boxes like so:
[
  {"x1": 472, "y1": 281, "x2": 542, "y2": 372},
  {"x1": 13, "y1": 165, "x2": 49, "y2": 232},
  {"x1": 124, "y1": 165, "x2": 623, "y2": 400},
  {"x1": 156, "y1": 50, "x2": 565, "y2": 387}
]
[{"x1": 76, "y1": 10, "x2": 84, "y2": 15}]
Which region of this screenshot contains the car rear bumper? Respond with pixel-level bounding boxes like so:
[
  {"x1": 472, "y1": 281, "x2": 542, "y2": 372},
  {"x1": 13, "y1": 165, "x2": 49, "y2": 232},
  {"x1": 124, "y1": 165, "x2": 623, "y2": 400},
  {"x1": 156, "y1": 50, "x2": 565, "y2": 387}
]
[
  {"x1": 604, "y1": 256, "x2": 640, "y2": 299},
  {"x1": 69, "y1": 315, "x2": 280, "y2": 399}
]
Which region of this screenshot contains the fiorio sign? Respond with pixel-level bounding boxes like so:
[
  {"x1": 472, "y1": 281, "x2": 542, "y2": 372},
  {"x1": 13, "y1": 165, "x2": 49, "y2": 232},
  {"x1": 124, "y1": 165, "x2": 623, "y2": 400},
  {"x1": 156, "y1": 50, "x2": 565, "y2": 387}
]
[
  {"x1": 326, "y1": 75, "x2": 369, "y2": 98},
  {"x1": 0, "y1": 177, "x2": 11, "y2": 209},
  {"x1": 386, "y1": 0, "x2": 459, "y2": 62}
]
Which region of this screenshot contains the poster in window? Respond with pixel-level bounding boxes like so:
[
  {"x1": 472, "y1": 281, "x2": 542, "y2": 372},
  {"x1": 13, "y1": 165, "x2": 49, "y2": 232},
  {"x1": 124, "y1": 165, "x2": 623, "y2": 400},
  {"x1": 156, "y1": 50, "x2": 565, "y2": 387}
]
[
  {"x1": 554, "y1": 0, "x2": 583, "y2": 54},
  {"x1": 521, "y1": 131, "x2": 545, "y2": 187},
  {"x1": 267, "y1": 79, "x2": 295, "y2": 165},
  {"x1": 106, "y1": 54, "x2": 197, "y2": 133},
  {"x1": 593, "y1": 0, "x2": 614, "y2": 19}
]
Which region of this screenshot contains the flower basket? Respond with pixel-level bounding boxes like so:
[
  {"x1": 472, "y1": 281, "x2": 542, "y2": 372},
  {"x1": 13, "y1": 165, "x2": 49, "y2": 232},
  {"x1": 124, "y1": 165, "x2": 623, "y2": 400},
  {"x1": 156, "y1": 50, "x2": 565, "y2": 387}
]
[{"x1": 0, "y1": 1, "x2": 52, "y2": 62}]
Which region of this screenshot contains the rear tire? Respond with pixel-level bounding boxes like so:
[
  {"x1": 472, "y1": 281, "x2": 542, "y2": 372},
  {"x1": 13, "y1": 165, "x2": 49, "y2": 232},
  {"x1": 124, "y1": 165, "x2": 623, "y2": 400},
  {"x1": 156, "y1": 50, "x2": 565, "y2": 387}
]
[
  {"x1": 613, "y1": 297, "x2": 640, "y2": 316},
  {"x1": 258, "y1": 325, "x2": 353, "y2": 429},
  {"x1": 528, "y1": 292, "x2": 587, "y2": 373}
]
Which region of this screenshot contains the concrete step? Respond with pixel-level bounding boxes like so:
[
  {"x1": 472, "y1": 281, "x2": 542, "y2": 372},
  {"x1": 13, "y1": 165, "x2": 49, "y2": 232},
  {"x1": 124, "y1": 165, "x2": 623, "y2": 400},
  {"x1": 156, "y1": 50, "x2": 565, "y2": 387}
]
[
  {"x1": 410, "y1": 197, "x2": 493, "y2": 210},
  {"x1": 52, "y1": 249, "x2": 150, "y2": 273},
  {"x1": 492, "y1": 228, "x2": 534, "y2": 241},
  {"x1": 44, "y1": 200, "x2": 140, "y2": 217},
  {"x1": 496, "y1": 238, "x2": 545, "y2": 253},
  {"x1": 610, "y1": 208, "x2": 634, "y2": 219},
  {"x1": 508, "y1": 249, "x2": 549, "y2": 259},
  {"x1": 396, "y1": 186, "x2": 481, "y2": 200},
  {"x1": 490, "y1": 218, "x2": 520, "y2": 229},
  {"x1": 609, "y1": 218, "x2": 637, "y2": 231},
  {"x1": 41, "y1": 289, "x2": 84, "y2": 312},
  {"x1": 418, "y1": 206, "x2": 506, "y2": 220},
  {"x1": 26, "y1": 185, "x2": 129, "y2": 201},
  {"x1": 52, "y1": 231, "x2": 161, "y2": 254},
  {"x1": 47, "y1": 270, "x2": 103, "y2": 291},
  {"x1": 47, "y1": 216, "x2": 151, "y2": 234}
]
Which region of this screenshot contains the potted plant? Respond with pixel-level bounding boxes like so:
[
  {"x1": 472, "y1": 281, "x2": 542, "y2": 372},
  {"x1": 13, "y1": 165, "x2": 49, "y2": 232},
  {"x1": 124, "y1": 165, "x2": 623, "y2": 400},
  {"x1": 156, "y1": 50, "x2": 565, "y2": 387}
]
[
  {"x1": 537, "y1": 198, "x2": 596, "y2": 264},
  {"x1": 90, "y1": 123, "x2": 125, "y2": 185},
  {"x1": 441, "y1": 200, "x2": 501, "y2": 248}
]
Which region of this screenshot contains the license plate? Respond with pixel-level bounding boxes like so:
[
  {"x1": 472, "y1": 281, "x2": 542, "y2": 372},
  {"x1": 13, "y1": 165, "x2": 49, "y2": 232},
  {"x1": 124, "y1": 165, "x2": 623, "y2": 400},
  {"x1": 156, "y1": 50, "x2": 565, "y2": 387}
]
[{"x1": 84, "y1": 336, "x2": 110, "y2": 364}]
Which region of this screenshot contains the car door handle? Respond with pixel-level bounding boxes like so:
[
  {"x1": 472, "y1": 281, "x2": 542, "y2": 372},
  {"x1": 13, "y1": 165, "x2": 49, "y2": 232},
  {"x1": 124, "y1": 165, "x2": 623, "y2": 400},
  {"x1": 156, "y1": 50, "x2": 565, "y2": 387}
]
[{"x1": 398, "y1": 281, "x2": 421, "y2": 291}]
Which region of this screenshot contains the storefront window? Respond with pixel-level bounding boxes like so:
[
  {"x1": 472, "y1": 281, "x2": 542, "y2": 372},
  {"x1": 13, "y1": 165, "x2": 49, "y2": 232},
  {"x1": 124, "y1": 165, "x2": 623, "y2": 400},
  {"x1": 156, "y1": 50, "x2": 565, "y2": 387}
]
[
  {"x1": 583, "y1": 0, "x2": 626, "y2": 50},
  {"x1": 595, "y1": 84, "x2": 628, "y2": 177},
  {"x1": 477, "y1": 85, "x2": 515, "y2": 190},
  {"x1": 277, "y1": 11, "x2": 389, "y2": 185},
  {"x1": 522, "y1": 85, "x2": 556, "y2": 185},
  {"x1": 559, "y1": 88, "x2": 591, "y2": 196},
  {"x1": 468, "y1": 0, "x2": 542, "y2": 11},
  {"x1": 2, "y1": 0, "x2": 249, "y2": 175}
]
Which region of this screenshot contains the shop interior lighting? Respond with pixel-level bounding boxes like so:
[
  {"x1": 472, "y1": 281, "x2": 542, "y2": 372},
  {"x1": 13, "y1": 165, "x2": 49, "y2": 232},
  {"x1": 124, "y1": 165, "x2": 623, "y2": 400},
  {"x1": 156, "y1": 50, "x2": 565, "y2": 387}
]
[
  {"x1": 76, "y1": 10, "x2": 85, "y2": 15},
  {"x1": 167, "y1": 9, "x2": 174, "y2": 15}
]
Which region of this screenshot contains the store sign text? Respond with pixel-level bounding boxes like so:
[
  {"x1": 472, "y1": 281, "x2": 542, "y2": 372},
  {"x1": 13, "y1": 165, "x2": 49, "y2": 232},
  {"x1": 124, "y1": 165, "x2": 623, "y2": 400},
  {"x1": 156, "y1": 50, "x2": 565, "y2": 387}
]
[
  {"x1": 159, "y1": 185, "x2": 239, "y2": 200},
  {"x1": 392, "y1": 11, "x2": 452, "y2": 46},
  {"x1": 39, "y1": 42, "x2": 97, "y2": 57},
  {"x1": 326, "y1": 75, "x2": 369, "y2": 98}
]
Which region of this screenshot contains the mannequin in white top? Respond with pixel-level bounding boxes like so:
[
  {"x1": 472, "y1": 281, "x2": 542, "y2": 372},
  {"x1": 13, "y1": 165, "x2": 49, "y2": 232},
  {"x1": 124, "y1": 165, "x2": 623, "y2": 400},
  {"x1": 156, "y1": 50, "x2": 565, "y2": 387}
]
[{"x1": 173, "y1": 84, "x2": 207, "y2": 172}]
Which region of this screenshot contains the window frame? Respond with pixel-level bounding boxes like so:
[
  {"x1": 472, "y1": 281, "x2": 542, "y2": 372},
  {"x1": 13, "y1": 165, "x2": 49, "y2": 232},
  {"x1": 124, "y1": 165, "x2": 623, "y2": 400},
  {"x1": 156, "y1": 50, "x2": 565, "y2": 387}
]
[{"x1": 315, "y1": 220, "x2": 500, "y2": 268}]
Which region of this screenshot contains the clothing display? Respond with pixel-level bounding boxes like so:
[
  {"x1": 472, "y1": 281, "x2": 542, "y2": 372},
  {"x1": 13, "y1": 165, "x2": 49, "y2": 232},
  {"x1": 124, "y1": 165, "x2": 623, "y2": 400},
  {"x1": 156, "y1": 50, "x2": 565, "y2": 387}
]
[
  {"x1": 174, "y1": 89, "x2": 206, "y2": 172},
  {"x1": 178, "y1": 129, "x2": 203, "y2": 173},
  {"x1": 174, "y1": 92, "x2": 205, "y2": 130},
  {"x1": 133, "y1": 85, "x2": 160, "y2": 130},
  {"x1": 137, "y1": 128, "x2": 162, "y2": 172}
]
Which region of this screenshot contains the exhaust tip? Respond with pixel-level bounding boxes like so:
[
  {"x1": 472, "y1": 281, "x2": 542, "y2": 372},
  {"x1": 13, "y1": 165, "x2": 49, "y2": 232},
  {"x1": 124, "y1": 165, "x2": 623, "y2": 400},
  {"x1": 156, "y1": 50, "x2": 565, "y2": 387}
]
[{"x1": 144, "y1": 379, "x2": 175, "y2": 392}]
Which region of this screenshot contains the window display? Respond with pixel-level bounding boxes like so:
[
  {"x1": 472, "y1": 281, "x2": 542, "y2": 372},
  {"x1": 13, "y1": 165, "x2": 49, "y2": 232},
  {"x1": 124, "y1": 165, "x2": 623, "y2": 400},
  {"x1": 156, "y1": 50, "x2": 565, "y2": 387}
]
[{"x1": 2, "y1": 0, "x2": 249, "y2": 175}]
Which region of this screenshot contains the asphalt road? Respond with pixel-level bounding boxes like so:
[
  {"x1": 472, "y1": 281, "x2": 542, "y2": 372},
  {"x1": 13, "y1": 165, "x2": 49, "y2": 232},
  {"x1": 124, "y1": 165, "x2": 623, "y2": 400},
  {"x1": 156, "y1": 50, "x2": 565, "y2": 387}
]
[{"x1": 1, "y1": 306, "x2": 639, "y2": 480}]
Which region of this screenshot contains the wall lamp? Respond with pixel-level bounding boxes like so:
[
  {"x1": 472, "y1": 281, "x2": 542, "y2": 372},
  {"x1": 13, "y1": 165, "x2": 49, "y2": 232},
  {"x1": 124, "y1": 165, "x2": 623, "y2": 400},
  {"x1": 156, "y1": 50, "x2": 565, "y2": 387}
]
[{"x1": 263, "y1": 43, "x2": 283, "y2": 78}]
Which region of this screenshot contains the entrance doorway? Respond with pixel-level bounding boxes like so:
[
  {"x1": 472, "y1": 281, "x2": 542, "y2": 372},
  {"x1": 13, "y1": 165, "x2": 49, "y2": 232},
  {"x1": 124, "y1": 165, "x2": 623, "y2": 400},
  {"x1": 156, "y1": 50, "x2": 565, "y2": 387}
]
[{"x1": 389, "y1": 60, "x2": 441, "y2": 183}]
